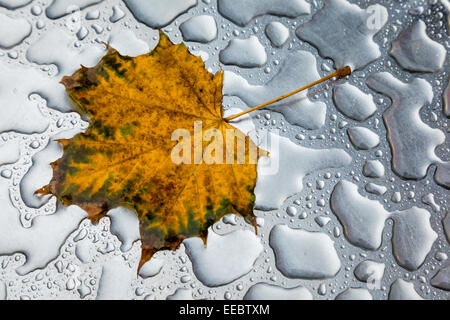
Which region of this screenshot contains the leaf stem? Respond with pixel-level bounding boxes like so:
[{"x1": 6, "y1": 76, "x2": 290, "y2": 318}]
[{"x1": 223, "y1": 66, "x2": 351, "y2": 122}]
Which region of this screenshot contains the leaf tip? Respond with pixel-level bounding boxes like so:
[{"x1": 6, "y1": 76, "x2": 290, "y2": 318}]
[
  {"x1": 34, "y1": 185, "x2": 50, "y2": 196},
  {"x1": 60, "y1": 75, "x2": 80, "y2": 90}
]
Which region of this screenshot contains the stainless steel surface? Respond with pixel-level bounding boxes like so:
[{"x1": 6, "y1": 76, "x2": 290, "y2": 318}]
[{"x1": 0, "y1": 0, "x2": 448, "y2": 300}]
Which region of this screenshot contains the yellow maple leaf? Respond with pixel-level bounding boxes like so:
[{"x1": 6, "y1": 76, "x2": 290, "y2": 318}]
[{"x1": 44, "y1": 32, "x2": 264, "y2": 265}]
